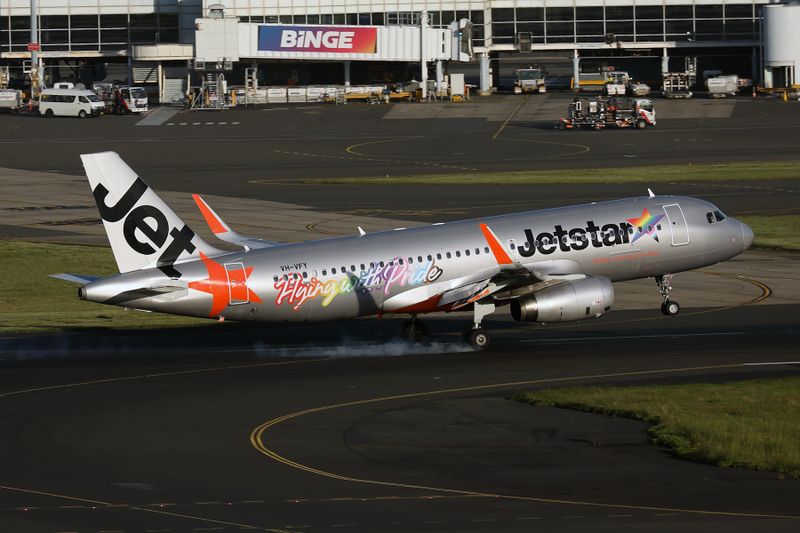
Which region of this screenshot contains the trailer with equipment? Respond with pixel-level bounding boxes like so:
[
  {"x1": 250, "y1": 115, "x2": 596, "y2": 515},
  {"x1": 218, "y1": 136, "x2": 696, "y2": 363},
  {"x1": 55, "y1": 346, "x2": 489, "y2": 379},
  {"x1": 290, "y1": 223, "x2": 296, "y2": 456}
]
[
  {"x1": 93, "y1": 83, "x2": 149, "y2": 114},
  {"x1": 558, "y1": 97, "x2": 656, "y2": 130}
]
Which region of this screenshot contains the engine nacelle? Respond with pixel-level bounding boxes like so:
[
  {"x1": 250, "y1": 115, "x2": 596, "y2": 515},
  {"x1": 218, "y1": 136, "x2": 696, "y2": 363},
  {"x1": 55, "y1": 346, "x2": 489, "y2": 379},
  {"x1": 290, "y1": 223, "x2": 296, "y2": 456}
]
[{"x1": 510, "y1": 276, "x2": 614, "y2": 323}]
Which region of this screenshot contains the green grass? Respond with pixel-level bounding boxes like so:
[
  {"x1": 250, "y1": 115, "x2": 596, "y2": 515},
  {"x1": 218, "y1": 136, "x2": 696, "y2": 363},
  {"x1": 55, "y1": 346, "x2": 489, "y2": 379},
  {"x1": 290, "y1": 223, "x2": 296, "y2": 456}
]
[
  {"x1": 739, "y1": 214, "x2": 800, "y2": 252},
  {"x1": 295, "y1": 161, "x2": 800, "y2": 185},
  {"x1": 0, "y1": 241, "x2": 208, "y2": 334},
  {"x1": 516, "y1": 377, "x2": 800, "y2": 477}
]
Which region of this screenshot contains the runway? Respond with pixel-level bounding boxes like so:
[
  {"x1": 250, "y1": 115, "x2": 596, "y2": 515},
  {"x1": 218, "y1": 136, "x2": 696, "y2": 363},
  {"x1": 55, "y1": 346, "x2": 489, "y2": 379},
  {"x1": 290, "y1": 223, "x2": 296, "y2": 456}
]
[
  {"x1": 1, "y1": 95, "x2": 800, "y2": 532},
  {"x1": 1, "y1": 273, "x2": 799, "y2": 532}
]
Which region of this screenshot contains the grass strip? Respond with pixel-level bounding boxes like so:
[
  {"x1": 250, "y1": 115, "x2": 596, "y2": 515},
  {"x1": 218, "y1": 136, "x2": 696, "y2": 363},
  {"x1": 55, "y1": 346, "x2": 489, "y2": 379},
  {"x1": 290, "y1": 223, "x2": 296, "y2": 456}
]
[
  {"x1": 516, "y1": 377, "x2": 800, "y2": 477},
  {"x1": 739, "y1": 214, "x2": 800, "y2": 252},
  {"x1": 297, "y1": 161, "x2": 800, "y2": 185},
  {"x1": 0, "y1": 241, "x2": 208, "y2": 334}
]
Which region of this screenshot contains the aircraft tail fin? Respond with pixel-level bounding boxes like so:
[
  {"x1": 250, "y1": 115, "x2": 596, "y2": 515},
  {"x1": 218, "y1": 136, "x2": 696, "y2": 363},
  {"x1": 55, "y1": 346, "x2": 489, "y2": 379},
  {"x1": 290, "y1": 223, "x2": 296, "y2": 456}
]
[{"x1": 81, "y1": 151, "x2": 223, "y2": 276}]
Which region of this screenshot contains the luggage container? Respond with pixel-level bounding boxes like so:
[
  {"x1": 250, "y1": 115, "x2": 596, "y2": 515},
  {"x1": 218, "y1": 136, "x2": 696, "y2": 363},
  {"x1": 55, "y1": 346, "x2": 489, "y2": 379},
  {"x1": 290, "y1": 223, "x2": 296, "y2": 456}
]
[{"x1": 0, "y1": 89, "x2": 22, "y2": 111}]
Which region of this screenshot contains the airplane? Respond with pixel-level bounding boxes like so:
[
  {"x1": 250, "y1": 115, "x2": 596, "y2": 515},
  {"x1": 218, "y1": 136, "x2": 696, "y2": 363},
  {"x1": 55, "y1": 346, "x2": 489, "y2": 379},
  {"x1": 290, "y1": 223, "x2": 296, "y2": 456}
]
[{"x1": 54, "y1": 152, "x2": 754, "y2": 350}]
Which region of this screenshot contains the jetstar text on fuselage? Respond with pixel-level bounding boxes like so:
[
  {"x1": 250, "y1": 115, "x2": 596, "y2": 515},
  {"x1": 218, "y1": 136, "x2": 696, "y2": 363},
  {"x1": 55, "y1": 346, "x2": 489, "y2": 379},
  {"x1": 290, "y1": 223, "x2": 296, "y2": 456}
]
[
  {"x1": 279, "y1": 29, "x2": 355, "y2": 49},
  {"x1": 516, "y1": 219, "x2": 660, "y2": 257}
]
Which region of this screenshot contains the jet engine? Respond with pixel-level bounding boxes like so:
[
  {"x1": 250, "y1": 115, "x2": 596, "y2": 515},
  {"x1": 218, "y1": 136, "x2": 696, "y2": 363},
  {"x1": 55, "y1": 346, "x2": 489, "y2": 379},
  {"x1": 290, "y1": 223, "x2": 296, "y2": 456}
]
[{"x1": 510, "y1": 276, "x2": 614, "y2": 323}]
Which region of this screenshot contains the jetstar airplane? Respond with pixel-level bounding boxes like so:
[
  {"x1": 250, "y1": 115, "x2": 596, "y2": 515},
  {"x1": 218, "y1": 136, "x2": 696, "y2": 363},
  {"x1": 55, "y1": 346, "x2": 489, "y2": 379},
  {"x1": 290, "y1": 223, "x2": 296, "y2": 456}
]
[{"x1": 54, "y1": 152, "x2": 754, "y2": 350}]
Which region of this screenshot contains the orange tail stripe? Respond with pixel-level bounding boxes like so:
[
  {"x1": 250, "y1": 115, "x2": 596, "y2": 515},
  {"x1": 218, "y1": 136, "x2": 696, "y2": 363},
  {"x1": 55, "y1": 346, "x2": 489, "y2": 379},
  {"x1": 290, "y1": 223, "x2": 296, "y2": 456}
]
[
  {"x1": 192, "y1": 194, "x2": 227, "y2": 235},
  {"x1": 480, "y1": 223, "x2": 513, "y2": 265}
]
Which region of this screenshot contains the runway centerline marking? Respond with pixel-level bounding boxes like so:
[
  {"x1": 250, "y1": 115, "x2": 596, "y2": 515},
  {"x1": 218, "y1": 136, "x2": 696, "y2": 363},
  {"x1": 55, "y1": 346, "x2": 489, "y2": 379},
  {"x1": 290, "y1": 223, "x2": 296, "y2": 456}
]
[{"x1": 250, "y1": 362, "x2": 800, "y2": 521}]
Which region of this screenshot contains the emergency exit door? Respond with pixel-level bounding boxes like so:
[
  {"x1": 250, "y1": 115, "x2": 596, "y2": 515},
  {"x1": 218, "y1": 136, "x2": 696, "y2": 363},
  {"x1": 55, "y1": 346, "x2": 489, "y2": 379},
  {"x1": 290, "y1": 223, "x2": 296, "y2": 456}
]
[
  {"x1": 225, "y1": 262, "x2": 250, "y2": 305},
  {"x1": 663, "y1": 204, "x2": 689, "y2": 246}
]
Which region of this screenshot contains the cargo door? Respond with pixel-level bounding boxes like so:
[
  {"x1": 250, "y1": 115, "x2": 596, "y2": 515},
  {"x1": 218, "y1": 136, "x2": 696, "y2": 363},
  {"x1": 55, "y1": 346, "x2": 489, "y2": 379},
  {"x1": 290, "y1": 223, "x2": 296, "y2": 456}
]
[
  {"x1": 663, "y1": 204, "x2": 689, "y2": 246},
  {"x1": 225, "y1": 262, "x2": 250, "y2": 305}
]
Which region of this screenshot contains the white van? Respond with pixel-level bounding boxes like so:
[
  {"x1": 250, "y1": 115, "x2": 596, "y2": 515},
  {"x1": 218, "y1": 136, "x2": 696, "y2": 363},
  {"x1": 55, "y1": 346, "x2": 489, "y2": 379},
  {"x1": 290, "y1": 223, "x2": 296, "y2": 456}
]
[{"x1": 39, "y1": 88, "x2": 106, "y2": 118}]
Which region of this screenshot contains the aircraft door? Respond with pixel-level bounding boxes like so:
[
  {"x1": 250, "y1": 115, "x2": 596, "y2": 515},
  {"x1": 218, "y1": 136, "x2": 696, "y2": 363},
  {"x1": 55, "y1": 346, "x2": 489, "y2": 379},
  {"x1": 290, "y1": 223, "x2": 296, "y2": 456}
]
[
  {"x1": 663, "y1": 204, "x2": 690, "y2": 246},
  {"x1": 224, "y1": 262, "x2": 250, "y2": 305}
]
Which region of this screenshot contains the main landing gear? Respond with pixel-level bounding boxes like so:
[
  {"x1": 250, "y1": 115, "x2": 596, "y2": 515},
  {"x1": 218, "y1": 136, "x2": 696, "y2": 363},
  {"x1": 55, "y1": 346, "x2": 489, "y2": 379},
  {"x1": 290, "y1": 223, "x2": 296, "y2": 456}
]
[
  {"x1": 656, "y1": 274, "x2": 680, "y2": 316},
  {"x1": 462, "y1": 300, "x2": 496, "y2": 351},
  {"x1": 401, "y1": 315, "x2": 429, "y2": 343}
]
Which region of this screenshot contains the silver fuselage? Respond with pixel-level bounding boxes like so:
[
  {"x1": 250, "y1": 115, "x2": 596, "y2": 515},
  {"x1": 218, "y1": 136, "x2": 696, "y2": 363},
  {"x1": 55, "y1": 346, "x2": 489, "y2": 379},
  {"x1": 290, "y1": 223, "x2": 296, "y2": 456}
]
[{"x1": 82, "y1": 195, "x2": 752, "y2": 322}]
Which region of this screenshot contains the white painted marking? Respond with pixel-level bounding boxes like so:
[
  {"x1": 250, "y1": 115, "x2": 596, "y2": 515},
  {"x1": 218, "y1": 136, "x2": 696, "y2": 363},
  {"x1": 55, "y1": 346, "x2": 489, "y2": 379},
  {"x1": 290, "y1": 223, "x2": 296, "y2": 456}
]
[
  {"x1": 561, "y1": 515, "x2": 586, "y2": 519},
  {"x1": 743, "y1": 361, "x2": 800, "y2": 366},
  {"x1": 517, "y1": 517, "x2": 541, "y2": 520},
  {"x1": 166, "y1": 123, "x2": 174, "y2": 126},
  {"x1": 192, "y1": 122, "x2": 201, "y2": 125},
  {"x1": 521, "y1": 331, "x2": 749, "y2": 344},
  {"x1": 471, "y1": 518, "x2": 495, "y2": 522},
  {"x1": 609, "y1": 514, "x2": 633, "y2": 517},
  {"x1": 232, "y1": 121, "x2": 240, "y2": 125},
  {"x1": 205, "y1": 122, "x2": 214, "y2": 125},
  {"x1": 218, "y1": 122, "x2": 227, "y2": 125},
  {"x1": 179, "y1": 122, "x2": 188, "y2": 126}
]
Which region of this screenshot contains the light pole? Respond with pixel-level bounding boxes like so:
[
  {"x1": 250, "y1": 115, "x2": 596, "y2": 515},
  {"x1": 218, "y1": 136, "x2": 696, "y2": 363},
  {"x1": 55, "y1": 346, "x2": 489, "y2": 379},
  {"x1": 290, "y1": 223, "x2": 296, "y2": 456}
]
[{"x1": 29, "y1": 0, "x2": 42, "y2": 95}]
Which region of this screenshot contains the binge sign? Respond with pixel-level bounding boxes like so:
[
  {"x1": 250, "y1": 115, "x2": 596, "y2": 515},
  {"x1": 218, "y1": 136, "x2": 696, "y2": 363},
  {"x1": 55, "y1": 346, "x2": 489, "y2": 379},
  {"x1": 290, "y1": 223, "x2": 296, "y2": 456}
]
[{"x1": 258, "y1": 26, "x2": 377, "y2": 54}]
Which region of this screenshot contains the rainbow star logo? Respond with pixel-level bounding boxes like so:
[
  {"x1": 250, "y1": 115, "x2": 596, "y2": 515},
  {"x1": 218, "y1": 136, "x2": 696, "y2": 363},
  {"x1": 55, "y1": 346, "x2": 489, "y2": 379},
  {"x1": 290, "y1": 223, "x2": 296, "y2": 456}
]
[{"x1": 627, "y1": 208, "x2": 665, "y2": 244}]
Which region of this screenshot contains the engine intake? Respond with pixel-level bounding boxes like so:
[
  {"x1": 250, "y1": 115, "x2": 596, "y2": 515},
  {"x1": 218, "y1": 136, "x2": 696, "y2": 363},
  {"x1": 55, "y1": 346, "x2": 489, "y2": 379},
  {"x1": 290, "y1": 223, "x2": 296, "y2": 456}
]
[{"x1": 510, "y1": 276, "x2": 614, "y2": 323}]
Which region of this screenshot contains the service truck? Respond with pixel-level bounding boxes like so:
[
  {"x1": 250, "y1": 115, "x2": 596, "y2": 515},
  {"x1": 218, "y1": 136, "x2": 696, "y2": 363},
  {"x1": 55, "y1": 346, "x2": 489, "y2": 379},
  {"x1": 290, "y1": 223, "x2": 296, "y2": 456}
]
[
  {"x1": 94, "y1": 83, "x2": 149, "y2": 114},
  {"x1": 558, "y1": 96, "x2": 656, "y2": 130},
  {"x1": 514, "y1": 68, "x2": 546, "y2": 94}
]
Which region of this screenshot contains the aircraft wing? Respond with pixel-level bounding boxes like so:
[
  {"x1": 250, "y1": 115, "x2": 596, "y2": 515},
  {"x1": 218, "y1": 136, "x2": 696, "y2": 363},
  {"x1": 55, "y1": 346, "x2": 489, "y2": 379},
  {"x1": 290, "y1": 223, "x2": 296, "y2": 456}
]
[
  {"x1": 192, "y1": 194, "x2": 280, "y2": 250},
  {"x1": 49, "y1": 273, "x2": 101, "y2": 284},
  {"x1": 383, "y1": 223, "x2": 588, "y2": 313}
]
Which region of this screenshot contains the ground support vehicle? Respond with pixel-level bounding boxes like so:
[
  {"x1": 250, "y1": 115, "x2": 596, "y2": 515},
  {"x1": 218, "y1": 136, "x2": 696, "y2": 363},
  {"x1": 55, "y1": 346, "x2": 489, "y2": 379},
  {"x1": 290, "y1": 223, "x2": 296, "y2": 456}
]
[
  {"x1": 663, "y1": 73, "x2": 694, "y2": 98},
  {"x1": 514, "y1": 68, "x2": 546, "y2": 94},
  {"x1": 94, "y1": 83, "x2": 149, "y2": 114},
  {"x1": 39, "y1": 88, "x2": 106, "y2": 118},
  {"x1": 558, "y1": 97, "x2": 655, "y2": 130},
  {"x1": 0, "y1": 89, "x2": 22, "y2": 112},
  {"x1": 706, "y1": 75, "x2": 739, "y2": 98}
]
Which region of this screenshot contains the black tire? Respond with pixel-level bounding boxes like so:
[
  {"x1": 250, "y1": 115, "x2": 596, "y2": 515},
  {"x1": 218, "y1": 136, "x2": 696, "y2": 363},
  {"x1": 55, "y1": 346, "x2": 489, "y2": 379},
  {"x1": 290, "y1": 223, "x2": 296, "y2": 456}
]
[
  {"x1": 465, "y1": 328, "x2": 490, "y2": 350},
  {"x1": 661, "y1": 300, "x2": 680, "y2": 316},
  {"x1": 401, "y1": 321, "x2": 429, "y2": 343},
  {"x1": 637, "y1": 119, "x2": 647, "y2": 129},
  {"x1": 44, "y1": 108, "x2": 54, "y2": 118},
  {"x1": 78, "y1": 110, "x2": 87, "y2": 119}
]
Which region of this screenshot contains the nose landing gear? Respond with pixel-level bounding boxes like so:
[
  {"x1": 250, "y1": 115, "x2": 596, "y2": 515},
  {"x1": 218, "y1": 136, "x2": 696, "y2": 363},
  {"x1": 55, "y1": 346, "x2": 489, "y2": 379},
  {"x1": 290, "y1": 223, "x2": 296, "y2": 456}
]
[{"x1": 656, "y1": 274, "x2": 680, "y2": 316}]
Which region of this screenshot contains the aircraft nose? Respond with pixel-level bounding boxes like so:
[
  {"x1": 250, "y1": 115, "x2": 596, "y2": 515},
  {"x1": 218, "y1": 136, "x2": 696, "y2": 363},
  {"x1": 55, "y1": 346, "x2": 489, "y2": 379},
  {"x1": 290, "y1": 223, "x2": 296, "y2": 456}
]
[{"x1": 741, "y1": 221, "x2": 754, "y2": 250}]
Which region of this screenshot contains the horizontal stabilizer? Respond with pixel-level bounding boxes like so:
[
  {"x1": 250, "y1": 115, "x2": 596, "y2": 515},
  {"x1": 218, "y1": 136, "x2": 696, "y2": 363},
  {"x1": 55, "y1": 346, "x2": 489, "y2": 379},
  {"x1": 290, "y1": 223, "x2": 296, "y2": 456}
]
[
  {"x1": 49, "y1": 273, "x2": 101, "y2": 284},
  {"x1": 192, "y1": 194, "x2": 280, "y2": 251}
]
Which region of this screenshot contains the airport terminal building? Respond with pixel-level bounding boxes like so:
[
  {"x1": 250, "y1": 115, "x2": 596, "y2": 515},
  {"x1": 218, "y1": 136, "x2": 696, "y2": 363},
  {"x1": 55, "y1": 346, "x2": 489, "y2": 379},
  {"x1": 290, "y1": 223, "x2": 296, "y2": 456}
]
[{"x1": 2, "y1": 0, "x2": 799, "y2": 100}]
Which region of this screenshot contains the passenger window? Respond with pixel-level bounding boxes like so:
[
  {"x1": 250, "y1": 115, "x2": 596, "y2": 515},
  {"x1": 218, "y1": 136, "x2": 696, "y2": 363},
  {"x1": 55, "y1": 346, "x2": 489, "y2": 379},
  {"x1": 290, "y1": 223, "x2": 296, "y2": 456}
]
[
  {"x1": 465, "y1": 249, "x2": 470, "y2": 256},
  {"x1": 427, "y1": 254, "x2": 432, "y2": 261},
  {"x1": 407, "y1": 257, "x2": 413, "y2": 264},
  {"x1": 332, "y1": 267, "x2": 337, "y2": 274},
  {"x1": 322, "y1": 269, "x2": 327, "y2": 276},
  {"x1": 509, "y1": 242, "x2": 516, "y2": 250},
  {"x1": 283, "y1": 274, "x2": 288, "y2": 281},
  {"x1": 484, "y1": 247, "x2": 490, "y2": 253},
  {"x1": 360, "y1": 263, "x2": 365, "y2": 270},
  {"x1": 398, "y1": 258, "x2": 404, "y2": 265},
  {"x1": 303, "y1": 272, "x2": 308, "y2": 278},
  {"x1": 379, "y1": 261, "x2": 384, "y2": 267},
  {"x1": 455, "y1": 251, "x2": 461, "y2": 257},
  {"x1": 79, "y1": 96, "x2": 88, "y2": 103},
  {"x1": 656, "y1": 224, "x2": 662, "y2": 230},
  {"x1": 350, "y1": 265, "x2": 355, "y2": 272},
  {"x1": 418, "y1": 256, "x2": 423, "y2": 262},
  {"x1": 446, "y1": 252, "x2": 452, "y2": 259},
  {"x1": 273, "y1": 275, "x2": 279, "y2": 282},
  {"x1": 436, "y1": 253, "x2": 442, "y2": 260},
  {"x1": 66, "y1": 96, "x2": 75, "y2": 103},
  {"x1": 475, "y1": 248, "x2": 480, "y2": 255}
]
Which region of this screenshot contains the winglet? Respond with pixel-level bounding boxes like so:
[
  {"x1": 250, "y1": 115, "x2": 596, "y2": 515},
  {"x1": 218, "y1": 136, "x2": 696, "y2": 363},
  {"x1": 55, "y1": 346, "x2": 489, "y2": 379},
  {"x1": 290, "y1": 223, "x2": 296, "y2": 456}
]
[
  {"x1": 358, "y1": 226, "x2": 366, "y2": 237},
  {"x1": 479, "y1": 223, "x2": 513, "y2": 265},
  {"x1": 192, "y1": 194, "x2": 230, "y2": 236},
  {"x1": 648, "y1": 188, "x2": 655, "y2": 198}
]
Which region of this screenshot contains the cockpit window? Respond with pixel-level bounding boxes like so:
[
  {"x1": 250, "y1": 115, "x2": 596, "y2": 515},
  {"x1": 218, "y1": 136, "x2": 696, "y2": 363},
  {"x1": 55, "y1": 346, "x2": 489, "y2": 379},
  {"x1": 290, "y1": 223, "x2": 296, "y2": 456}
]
[
  {"x1": 707, "y1": 212, "x2": 714, "y2": 224},
  {"x1": 714, "y1": 210, "x2": 725, "y2": 222}
]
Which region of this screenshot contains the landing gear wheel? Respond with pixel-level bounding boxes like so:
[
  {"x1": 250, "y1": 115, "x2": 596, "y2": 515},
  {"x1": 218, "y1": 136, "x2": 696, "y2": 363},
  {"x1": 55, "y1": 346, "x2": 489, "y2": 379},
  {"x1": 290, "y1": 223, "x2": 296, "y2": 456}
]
[
  {"x1": 464, "y1": 328, "x2": 490, "y2": 350},
  {"x1": 661, "y1": 300, "x2": 680, "y2": 316},
  {"x1": 401, "y1": 320, "x2": 428, "y2": 343}
]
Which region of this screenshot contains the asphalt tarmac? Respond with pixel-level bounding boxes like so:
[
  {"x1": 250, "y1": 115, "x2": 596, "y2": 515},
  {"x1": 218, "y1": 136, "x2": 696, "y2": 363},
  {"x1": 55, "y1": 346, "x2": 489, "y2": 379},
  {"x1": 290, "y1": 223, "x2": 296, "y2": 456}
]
[
  {"x1": 0, "y1": 94, "x2": 799, "y2": 221},
  {"x1": 1, "y1": 94, "x2": 799, "y2": 532},
  {"x1": 1, "y1": 302, "x2": 799, "y2": 533}
]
